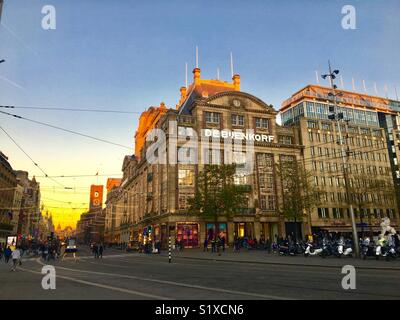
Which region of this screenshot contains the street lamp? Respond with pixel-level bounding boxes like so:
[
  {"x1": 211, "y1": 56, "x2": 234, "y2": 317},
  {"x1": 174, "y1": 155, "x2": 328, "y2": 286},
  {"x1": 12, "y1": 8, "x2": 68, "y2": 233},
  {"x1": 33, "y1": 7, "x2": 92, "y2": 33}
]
[{"x1": 323, "y1": 60, "x2": 360, "y2": 258}]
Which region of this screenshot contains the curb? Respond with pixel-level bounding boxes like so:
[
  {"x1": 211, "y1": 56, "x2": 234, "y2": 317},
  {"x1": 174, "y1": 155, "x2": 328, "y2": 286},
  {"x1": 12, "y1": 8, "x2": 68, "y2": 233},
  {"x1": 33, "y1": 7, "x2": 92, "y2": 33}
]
[{"x1": 163, "y1": 254, "x2": 400, "y2": 271}]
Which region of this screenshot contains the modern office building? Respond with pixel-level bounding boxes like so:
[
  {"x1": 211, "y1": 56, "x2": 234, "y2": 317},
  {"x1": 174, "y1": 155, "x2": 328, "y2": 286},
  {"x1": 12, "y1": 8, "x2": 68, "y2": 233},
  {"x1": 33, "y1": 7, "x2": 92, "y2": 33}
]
[{"x1": 280, "y1": 84, "x2": 399, "y2": 235}]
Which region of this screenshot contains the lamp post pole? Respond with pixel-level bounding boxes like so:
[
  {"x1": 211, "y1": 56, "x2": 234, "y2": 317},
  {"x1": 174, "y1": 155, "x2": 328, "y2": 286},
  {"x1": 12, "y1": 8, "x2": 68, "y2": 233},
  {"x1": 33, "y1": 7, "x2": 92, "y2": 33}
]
[
  {"x1": 168, "y1": 236, "x2": 172, "y2": 263},
  {"x1": 323, "y1": 61, "x2": 360, "y2": 258}
]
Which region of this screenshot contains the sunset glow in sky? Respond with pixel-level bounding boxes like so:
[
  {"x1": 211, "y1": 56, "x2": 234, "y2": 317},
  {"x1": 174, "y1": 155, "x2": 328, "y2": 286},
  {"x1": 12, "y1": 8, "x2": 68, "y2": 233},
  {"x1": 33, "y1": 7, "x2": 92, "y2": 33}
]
[{"x1": 1, "y1": 0, "x2": 399, "y2": 229}]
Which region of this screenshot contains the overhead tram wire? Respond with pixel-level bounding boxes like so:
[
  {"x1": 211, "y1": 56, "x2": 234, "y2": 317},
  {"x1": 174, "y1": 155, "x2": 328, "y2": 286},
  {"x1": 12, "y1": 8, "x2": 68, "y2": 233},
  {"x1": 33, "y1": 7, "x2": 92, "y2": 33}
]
[
  {"x1": 34, "y1": 173, "x2": 122, "y2": 178},
  {"x1": 0, "y1": 110, "x2": 131, "y2": 150},
  {"x1": 0, "y1": 105, "x2": 142, "y2": 114},
  {"x1": 41, "y1": 196, "x2": 87, "y2": 205},
  {"x1": 0, "y1": 125, "x2": 70, "y2": 189}
]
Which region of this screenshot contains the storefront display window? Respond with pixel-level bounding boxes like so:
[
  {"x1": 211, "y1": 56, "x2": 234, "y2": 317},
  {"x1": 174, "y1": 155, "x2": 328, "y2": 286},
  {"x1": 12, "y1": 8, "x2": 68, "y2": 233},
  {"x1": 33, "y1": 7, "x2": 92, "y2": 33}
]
[
  {"x1": 176, "y1": 223, "x2": 199, "y2": 248},
  {"x1": 206, "y1": 223, "x2": 227, "y2": 241}
]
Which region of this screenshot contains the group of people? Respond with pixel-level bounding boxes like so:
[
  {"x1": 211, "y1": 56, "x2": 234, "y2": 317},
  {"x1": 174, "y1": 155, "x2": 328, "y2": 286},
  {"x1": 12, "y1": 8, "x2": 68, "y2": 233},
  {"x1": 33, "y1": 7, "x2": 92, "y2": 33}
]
[
  {"x1": 138, "y1": 240, "x2": 161, "y2": 254},
  {"x1": 0, "y1": 244, "x2": 22, "y2": 271},
  {"x1": 203, "y1": 235, "x2": 226, "y2": 253},
  {"x1": 90, "y1": 243, "x2": 104, "y2": 258},
  {"x1": 233, "y1": 236, "x2": 273, "y2": 252}
]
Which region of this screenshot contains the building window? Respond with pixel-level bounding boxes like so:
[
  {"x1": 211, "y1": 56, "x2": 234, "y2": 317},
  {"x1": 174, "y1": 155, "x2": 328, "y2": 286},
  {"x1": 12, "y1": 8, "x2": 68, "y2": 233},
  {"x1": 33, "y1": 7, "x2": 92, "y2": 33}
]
[
  {"x1": 267, "y1": 195, "x2": 276, "y2": 210},
  {"x1": 255, "y1": 117, "x2": 269, "y2": 129},
  {"x1": 333, "y1": 208, "x2": 343, "y2": 219},
  {"x1": 231, "y1": 114, "x2": 244, "y2": 126},
  {"x1": 321, "y1": 123, "x2": 331, "y2": 131},
  {"x1": 178, "y1": 169, "x2": 194, "y2": 186},
  {"x1": 178, "y1": 194, "x2": 193, "y2": 210},
  {"x1": 278, "y1": 135, "x2": 293, "y2": 145},
  {"x1": 260, "y1": 195, "x2": 267, "y2": 210},
  {"x1": 312, "y1": 161, "x2": 317, "y2": 171},
  {"x1": 234, "y1": 173, "x2": 248, "y2": 185},
  {"x1": 307, "y1": 120, "x2": 317, "y2": 129},
  {"x1": 318, "y1": 208, "x2": 330, "y2": 218},
  {"x1": 205, "y1": 112, "x2": 220, "y2": 124},
  {"x1": 259, "y1": 174, "x2": 274, "y2": 192}
]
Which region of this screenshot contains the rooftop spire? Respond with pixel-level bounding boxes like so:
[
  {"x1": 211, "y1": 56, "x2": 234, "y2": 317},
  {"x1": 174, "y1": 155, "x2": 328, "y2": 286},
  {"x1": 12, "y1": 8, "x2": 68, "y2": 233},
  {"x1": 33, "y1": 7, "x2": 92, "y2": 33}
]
[
  {"x1": 193, "y1": 67, "x2": 201, "y2": 85},
  {"x1": 185, "y1": 62, "x2": 188, "y2": 88},
  {"x1": 196, "y1": 46, "x2": 199, "y2": 68},
  {"x1": 230, "y1": 52, "x2": 234, "y2": 78}
]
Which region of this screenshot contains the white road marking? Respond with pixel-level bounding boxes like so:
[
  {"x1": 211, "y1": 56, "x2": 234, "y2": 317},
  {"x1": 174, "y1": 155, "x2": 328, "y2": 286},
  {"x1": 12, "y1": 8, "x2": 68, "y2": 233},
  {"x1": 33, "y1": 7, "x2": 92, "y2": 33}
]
[
  {"x1": 35, "y1": 258, "x2": 295, "y2": 300},
  {"x1": 19, "y1": 266, "x2": 171, "y2": 300}
]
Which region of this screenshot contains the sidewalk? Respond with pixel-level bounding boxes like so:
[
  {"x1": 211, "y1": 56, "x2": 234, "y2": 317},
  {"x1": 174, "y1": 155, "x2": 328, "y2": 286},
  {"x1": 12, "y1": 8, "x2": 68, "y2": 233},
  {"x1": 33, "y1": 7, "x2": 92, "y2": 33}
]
[{"x1": 158, "y1": 248, "x2": 400, "y2": 270}]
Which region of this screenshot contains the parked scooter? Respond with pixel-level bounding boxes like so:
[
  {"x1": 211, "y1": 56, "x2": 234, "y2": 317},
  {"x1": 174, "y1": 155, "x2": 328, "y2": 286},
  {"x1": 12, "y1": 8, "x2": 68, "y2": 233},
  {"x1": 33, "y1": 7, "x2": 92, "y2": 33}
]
[
  {"x1": 304, "y1": 241, "x2": 323, "y2": 257},
  {"x1": 361, "y1": 237, "x2": 376, "y2": 260},
  {"x1": 336, "y1": 238, "x2": 353, "y2": 258},
  {"x1": 382, "y1": 244, "x2": 397, "y2": 261},
  {"x1": 375, "y1": 236, "x2": 387, "y2": 260}
]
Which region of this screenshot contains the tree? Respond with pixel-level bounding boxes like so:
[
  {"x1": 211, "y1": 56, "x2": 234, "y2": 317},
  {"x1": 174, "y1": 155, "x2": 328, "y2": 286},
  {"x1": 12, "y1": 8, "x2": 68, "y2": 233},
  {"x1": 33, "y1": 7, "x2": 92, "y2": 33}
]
[
  {"x1": 348, "y1": 174, "x2": 396, "y2": 237},
  {"x1": 188, "y1": 164, "x2": 249, "y2": 240},
  {"x1": 277, "y1": 158, "x2": 321, "y2": 241}
]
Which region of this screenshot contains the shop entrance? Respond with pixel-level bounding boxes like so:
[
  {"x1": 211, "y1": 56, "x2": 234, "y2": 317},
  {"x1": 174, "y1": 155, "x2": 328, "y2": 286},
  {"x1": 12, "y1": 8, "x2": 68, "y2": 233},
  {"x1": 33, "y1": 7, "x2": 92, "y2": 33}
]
[
  {"x1": 235, "y1": 222, "x2": 254, "y2": 239},
  {"x1": 176, "y1": 223, "x2": 199, "y2": 248},
  {"x1": 285, "y1": 222, "x2": 303, "y2": 240},
  {"x1": 260, "y1": 222, "x2": 279, "y2": 241},
  {"x1": 205, "y1": 223, "x2": 227, "y2": 242}
]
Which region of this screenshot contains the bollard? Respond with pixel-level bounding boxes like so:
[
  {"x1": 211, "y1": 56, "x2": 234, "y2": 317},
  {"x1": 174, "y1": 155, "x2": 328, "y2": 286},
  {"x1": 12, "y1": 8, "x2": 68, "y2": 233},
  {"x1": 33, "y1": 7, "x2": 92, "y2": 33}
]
[{"x1": 168, "y1": 236, "x2": 171, "y2": 263}]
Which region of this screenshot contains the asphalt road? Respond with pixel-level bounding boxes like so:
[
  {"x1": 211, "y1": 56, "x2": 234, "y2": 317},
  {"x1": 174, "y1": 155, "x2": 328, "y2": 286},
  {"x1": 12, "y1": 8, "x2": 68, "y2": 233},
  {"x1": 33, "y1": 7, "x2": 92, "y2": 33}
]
[{"x1": 0, "y1": 246, "x2": 399, "y2": 300}]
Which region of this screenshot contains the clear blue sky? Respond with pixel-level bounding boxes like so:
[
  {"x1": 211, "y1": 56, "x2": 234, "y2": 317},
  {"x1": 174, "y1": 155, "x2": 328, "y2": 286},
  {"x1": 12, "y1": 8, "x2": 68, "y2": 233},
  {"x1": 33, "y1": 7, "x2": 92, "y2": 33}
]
[{"x1": 0, "y1": 0, "x2": 399, "y2": 227}]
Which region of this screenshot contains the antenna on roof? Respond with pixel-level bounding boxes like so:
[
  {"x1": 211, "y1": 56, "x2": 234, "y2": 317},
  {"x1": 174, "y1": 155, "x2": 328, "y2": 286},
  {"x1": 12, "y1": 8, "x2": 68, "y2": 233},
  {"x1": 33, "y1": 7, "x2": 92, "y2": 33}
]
[
  {"x1": 374, "y1": 82, "x2": 379, "y2": 95},
  {"x1": 315, "y1": 70, "x2": 320, "y2": 84},
  {"x1": 384, "y1": 84, "x2": 389, "y2": 98},
  {"x1": 395, "y1": 85, "x2": 399, "y2": 101},
  {"x1": 352, "y1": 77, "x2": 356, "y2": 91},
  {"x1": 217, "y1": 68, "x2": 220, "y2": 80},
  {"x1": 196, "y1": 46, "x2": 199, "y2": 68},
  {"x1": 362, "y1": 79, "x2": 367, "y2": 93},
  {"x1": 340, "y1": 75, "x2": 344, "y2": 89},
  {"x1": 230, "y1": 52, "x2": 234, "y2": 78},
  {"x1": 185, "y1": 62, "x2": 188, "y2": 88}
]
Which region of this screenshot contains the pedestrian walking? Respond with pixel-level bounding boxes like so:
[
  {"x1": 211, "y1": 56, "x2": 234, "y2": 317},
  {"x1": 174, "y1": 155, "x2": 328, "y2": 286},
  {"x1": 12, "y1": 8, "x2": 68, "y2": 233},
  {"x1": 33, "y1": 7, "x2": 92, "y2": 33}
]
[
  {"x1": 211, "y1": 239, "x2": 216, "y2": 253},
  {"x1": 44, "y1": 244, "x2": 49, "y2": 262},
  {"x1": 4, "y1": 246, "x2": 12, "y2": 263},
  {"x1": 220, "y1": 235, "x2": 225, "y2": 252},
  {"x1": 233, "y1": 235, "x2": 240, "y2": 252},
  {"x1": 99, "y1": 244, "x2": 104, "y2": 258},
  {"x1": 11, "y1": 247, "x2": 21, "y2": 272},
  {"x1": 93, "y1": 243, "x2": 99, "y2": 258},
  {"x1": 0, "y1": 243, "x2": 3, "y2": 261},
  {"x1": 203, "y1": 238, "x2": 208, "y2": 252},
  {"x1": 265, "y1": 237, "x2": 271, "y2": 254},
  {"x1": 60, "y1": 243, "x2": 66, "y2": 261}
]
